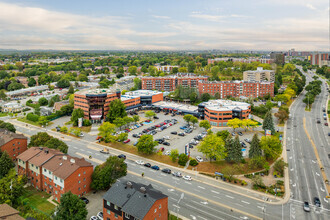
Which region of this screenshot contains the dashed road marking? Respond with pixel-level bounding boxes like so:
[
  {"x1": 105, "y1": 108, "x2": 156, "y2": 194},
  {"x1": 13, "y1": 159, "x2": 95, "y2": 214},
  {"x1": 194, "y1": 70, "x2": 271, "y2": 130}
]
[
  {"x1": 211, "y1": 190, "x2": 220, "y2": 194},
  {"x1": 226, "y1": 195, "x2": 234, "y2": 199}
]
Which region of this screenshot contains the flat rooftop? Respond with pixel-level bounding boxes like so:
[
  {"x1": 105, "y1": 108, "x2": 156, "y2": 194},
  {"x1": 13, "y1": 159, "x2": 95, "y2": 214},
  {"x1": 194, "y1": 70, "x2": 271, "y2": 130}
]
[
  {"x1": 121, "y1": 90, "x2": 162, "y2": 101},
  {"x1": 75, "y1": 88, "x2": 118, "y2": 95},
  {"x1": 201, "y1": 100, "x2": 250, "y2": 111},
  {"x1": 152, "y1": 101, "x2": 198, "y2": 113}
]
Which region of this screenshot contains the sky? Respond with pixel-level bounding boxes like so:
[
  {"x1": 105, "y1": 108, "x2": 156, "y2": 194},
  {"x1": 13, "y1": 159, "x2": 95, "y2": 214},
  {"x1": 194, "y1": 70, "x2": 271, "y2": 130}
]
[{"x1": 0, "y1": 0, "x2": 328, "y2": 51}]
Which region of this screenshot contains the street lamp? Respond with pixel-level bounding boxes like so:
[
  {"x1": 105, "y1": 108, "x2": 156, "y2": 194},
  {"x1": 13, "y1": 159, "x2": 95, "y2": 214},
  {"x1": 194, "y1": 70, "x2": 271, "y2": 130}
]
[{"x1": 176, "y1": 192, "x2": 184, "y2": 219}]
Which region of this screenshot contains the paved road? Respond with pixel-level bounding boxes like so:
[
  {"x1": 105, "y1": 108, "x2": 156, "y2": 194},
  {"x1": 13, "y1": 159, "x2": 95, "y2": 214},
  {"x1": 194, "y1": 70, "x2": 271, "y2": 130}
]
[{"x1": 285, "y1": 67, "x2": 330, "y2": 220}]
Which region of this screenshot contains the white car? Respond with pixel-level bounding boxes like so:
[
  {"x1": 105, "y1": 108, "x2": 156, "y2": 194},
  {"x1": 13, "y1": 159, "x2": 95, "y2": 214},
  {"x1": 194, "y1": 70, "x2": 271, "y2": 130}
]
[
  {"x1": 135, "y1": 160, "x2": 144, "y2": 165},
  {"x1": 80, "y1": 133, "x2": 84, "y2": 137},
  {"x1": 163, "y1": 136, "x2": 170, "y2": 140},
  {"x1": 183, "y1": 175, "x2": 192, "y2": 181},
  {"x1": 97, "y1": 211, "x2": 103, "y2": 220},
  {"x1": 164, "y1": 150, "x2": 171, "y2": 155},
  {"x1": 196, "y1": 156, "x2": 203, "y2": 162},
  {"x1": 90, "y1": 216, "x2": 98, "y2": 220}
]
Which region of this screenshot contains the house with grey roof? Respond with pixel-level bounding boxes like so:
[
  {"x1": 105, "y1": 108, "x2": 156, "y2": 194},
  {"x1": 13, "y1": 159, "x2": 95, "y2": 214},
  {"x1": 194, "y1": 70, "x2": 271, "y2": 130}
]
[{"x1": 103, "y1": 179, "x2": 168, "y2": 220}]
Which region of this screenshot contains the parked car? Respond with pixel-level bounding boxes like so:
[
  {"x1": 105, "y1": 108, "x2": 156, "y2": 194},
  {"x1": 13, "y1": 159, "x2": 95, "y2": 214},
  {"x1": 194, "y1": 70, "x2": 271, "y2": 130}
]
[
  {"x1": 144, "y1": 163, "x2": 151, "y2": 168},
  {"x1": 90, "y1": 216, "x2": 98, "y2": 220},
  {"x1": 314, "y1": 197, "x2": 321, "y2": 207},
  {"x1": 196, "y1": 156, "x2": 203, "y2": 162},
  {"x1": 303, "y1": 201, "x2": 310, "y2": 212},
  {"x1": 183, "y1": 175, "x2": 192, "y2": 181},
  {"x1": 165, "y1": 112, "x2": 169, "y2": 115},
  {"x1": 238, "y1": 132, "x2": 243, "y2": 136},
  {"x1": 163, "y1": 136, "x2": 170, "y2": 140},
  {"x1": 163, "y1": 142, "x2": 170, "y2": 146},
  {"x1": 244, "y1": 138, "x2": 251, "y2": 143},
  {"x1": 180, "y1": 126, "x2": 187, "y2": 130},
  {"x1": 133, "y1": 141, "x2": 138, "y2": 146},
  {"x1": 178, "y1": 132, "x2": 185, "y2": 136},
  {"x1": 164, "y1": 150, "x2": 171, "y2": 155},
  {"x1": 162, "y1": 168, "x2": 171, "y2": 174},
  {"x1": 135, "y1": 160, "x2": 144, "y2": 165},
  {"x1": 325, "y1": 123, "x2": 328, "y2": 126},
  {"x1": 240, "y1": 141, "x2": 247, "y2": 148},
  {"x1": 80, "y1": 133, "x2": 84, "y2": 137},
  {"x1": 172, "y1": 172, "x2": 182, "y2": 178},
  {"x1": 97, "y1": 212, "x2": 103, "y2": 220},
  {"x1": 132, "y1": 134, "x2": 138, "y2": 138},
  {"x1": 80, "y1": 197, "x2": 89, "y2": 204},
  {"x1": 171, "y1": 131, "x2": 178, "y2": 135},
  {"x1": 118, "y1": 154, "x2": 126, "y2": 159},
  {"x1": 123, "y1": 139, "x2": 130, "y2": 143},
  {"x1": 151, "y1": 165, "x2": 160, "y2": 170},
  {"x1": 153, "y1": 116, "x2": 159, "y2": 119}
]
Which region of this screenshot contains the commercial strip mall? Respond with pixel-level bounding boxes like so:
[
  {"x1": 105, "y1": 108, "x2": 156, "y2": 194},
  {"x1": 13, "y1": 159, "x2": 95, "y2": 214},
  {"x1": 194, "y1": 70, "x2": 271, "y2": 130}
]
[{"x1": 74, "y1": 88, "x2": 251, "y2": 126}]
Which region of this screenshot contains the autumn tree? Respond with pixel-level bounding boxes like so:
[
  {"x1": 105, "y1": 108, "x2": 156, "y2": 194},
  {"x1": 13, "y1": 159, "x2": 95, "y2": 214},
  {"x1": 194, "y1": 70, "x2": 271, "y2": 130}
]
[{"x1": 197, "y1": 134, "x2": 226, "y2": 161}]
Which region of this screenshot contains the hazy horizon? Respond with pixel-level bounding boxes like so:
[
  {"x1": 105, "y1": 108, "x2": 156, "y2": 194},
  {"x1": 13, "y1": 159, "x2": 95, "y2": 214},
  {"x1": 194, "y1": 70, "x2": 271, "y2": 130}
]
[{"x1": 0, "y1": 0, "x2": 329, "y2": 51}]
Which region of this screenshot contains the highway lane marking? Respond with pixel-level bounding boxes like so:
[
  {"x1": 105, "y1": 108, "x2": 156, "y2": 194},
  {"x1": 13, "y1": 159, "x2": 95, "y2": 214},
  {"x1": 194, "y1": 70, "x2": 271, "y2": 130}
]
[
  {"x1": 185, "y1": 204, "x2": 226, "y2": 220},
  {"x1": 198, "y1": 186, "x2": 206, "y2": 190},
  {"x1": 241, "y1": 200, "x2": 250, "y2": 205},
  {"x1": 200, "y1": 201, "x2": 208, "y2": 205},
  {"x1": 198, "y1": 215, "x2": 207, "y2": 220},
  {"x1": 320, "y1": 188, "x2": 325, "y2": 192},
  {"x1": 257, "y1": 206, "x2": 263, "y2": 209},
  {"x1": 324, "y1": 198, "x2": 329, "y2": 203},
  {"x1": 226, "y1": 195, "x2": 234, "y2": 199},
  {"x1": 312, "y1": 160, "x2": 316, "y2": 163},
  {"x1": 172, "y1": 204, "x2": 180, "y2": 208},
  {"x1": 73, "y1": 146, "x2": 78, "y2": 149},
  {"x1": 190, "y1": 215, "x2": 196, "y2": 220},
  {"x1": 184, "y1": 181, "x2": 191, "y2": 185},
  {"x1": 193, "y1": 189, "x2": 201, "y2": 193},
  {"x1": 316, "y1": 172, "x2": 320, "y2": 176},
  {"x1": 211, "y1": 190, "x2": 220, "y2": 194}
]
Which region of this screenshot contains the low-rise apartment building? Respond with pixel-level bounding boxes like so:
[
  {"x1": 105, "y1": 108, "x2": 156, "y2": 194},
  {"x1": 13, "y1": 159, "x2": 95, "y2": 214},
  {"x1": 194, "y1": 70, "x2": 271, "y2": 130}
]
[
  {"x1": 17, "y1": 147, "x2": 93, "y2": 202},
  {"x1": 103, "y1": 180, "x2": 168, "y2": 220},
  {"x1": 243, "y1": 67, "x2": 275, "y2": 82},
  {"x1": 0, "y1": 129, "x2": 27, "y2": 161}
]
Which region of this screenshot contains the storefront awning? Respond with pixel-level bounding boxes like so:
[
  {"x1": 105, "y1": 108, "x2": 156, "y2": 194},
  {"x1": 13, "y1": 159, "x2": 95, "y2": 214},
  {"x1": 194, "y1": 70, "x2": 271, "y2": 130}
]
[{"x1": 90, "y1": 115, "x2": 102, "y2": 119}]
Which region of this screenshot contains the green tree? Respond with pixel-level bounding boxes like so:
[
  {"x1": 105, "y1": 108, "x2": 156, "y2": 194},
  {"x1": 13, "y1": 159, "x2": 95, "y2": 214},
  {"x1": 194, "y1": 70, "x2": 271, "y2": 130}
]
[
  {"x1": 187, "y1": 61, "x2": 196, "y2": 73},
  {"x1": 91, "y1": 156, "x2": 127, "y2": 190},
  {"x1": 190, "y1": 116, "x2": 198, "y2": 127},
  {"x1": 128, "y1": 66, "x2": 137, "y2": 75},
  {"x1": 170, "y1": 149, "x2": 179, "y2": 162},
  {"x1": 260, "y1": 136, "x2": 282, "y2": 160},
  {"x1": 0, "y1": 169, "x2": 25, "y2": 206},
  {"x1": 38, "y1": 98, "x2": 50, "y2": 108},
  {"x1": 117, "y1": 132, "x2": 128, "y2": 142},
  {"x1": 38, "y1": 116, "x2": 49, "y2": 126},
  {"x1": 113, "y1": 118, "x2": 126, "y2": 130},
  {"x1": 229, "y1": 136, "x2": 242, "y2": 163},
  {"x1": 189, "y1": 92, "x2": 198, "y2": 103},
  {"x1": 56, "y1": 78, "x2": 70, "y2": 88},
  {"x1": 249, "y1": 134, "x2": 262, "y2": 158},
  {"x1": 178, "y1": 153, "x2": 189, "y2": 166},
  {"x1": 133, "y1": 115, "x2": 140, "y2": 123},
  {"x1": 0, "y1": 90, "x2": 7, "y2": 100},
  {"x1": 98, "y1": 122, "x2": 116, "y2": 138},
  {"x1": 68, "y1": 84, "x2": 74, "y2": 94},
  {"x1": 0, "y1": 151, "x2": 14, "y2": 179},
  {"x1": 71, "y1": 108, "x2": 84, "y2": 126},
  {"x1": 265, "y1": 100, "x2": 273, "y2": 110},
  {"x1": 54, "y1": 191, "x2": 88, "y2": 220},
  {"x1": 216, "y1": 130, "x2": 230, "y2": 140},
  {"x1": 199, "y1": 120, "x2": 210, "y2": 130},
  {"x1": 197, "y1": 134, "x2": 226, "y2": 161},
  {"x1": 28, "y1": 132, "x2": 51, "y2": 147},
  {"x1": 45, "y1": 138, "x2": 69, "y2": 154},
  {"x1": 201, "y1": 93, "x2": 211, "y2": 101},
  {"x1": 145, "y1": 110, "x2": 156, "y2": 120},
  {"x1": 133, "y1": 78, "x2": 142, "y2": 90},
  {"x1": 262, "y1": 111, "x2": 275, "y2": 134},
  {"x1": 48, "y1": 99, "x2": 55, "y2": 107},
  {"x1": 0, "y1": 120, "x2": 16, "y2": 133},
  {"x1": 227, "y1": 118, "x2": 243, "y2": 132},
  {"x1": 123, "y1": 116, "x2": 134, "y2": 128},
  {"x1": 60, "y1": 126, "x2": 68, "y2": 133},
  {"x1": 273, "y1": 159, "x2": 288, "y2": 177},
  {"x1": 106, "y1": 99, "x2": 127, "y2": 123},
  {"x1": 136, "y1": 135, "x2": 158, "y2": 154},
  {"x1": 28, "y1": 77, "x2": 36, "y2": 87},
  {"x1": 70, "y1": 127, "x2": 81, "y2": 137},
  {"x1": 183, "y1": 114, "x2": 192, "y2": 125}
]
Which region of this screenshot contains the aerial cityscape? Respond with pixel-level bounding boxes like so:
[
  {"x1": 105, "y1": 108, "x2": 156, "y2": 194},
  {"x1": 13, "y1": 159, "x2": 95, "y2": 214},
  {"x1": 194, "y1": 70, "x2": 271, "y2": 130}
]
[{"x1": 0, "y1": 0, "x2": 329, "y2": 220}]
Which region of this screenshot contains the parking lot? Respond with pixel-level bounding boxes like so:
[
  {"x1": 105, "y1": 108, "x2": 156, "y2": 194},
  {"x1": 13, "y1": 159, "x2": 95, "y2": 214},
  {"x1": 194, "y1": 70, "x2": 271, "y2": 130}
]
[{"x1": 126, "y1": 111, "x2": 206, "y2": 158}]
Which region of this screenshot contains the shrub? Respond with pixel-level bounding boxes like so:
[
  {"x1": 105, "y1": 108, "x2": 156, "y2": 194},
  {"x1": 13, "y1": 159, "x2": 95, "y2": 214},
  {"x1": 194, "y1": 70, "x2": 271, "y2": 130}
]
[
  {"x1": 189, "y1": 159, "x2": 199, "y2": 166},
  {"x1": 60, "y1": 126, "x2": 68, "y2": 133},
  {"x1": 26, "y1": 113, "x2": 39, "y2": 122},
  {"x1": 178, "y1": 153, "x2": 188, "y2": 166},
  {"x1": 83, "y1": 119, "x2": 92, "y2": 126}
]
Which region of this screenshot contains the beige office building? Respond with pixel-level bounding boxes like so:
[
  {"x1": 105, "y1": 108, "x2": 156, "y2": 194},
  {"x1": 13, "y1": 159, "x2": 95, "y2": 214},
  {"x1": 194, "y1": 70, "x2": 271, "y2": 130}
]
[{"x1": 243, "y1": 67, "x2": 275, "y2": 82}]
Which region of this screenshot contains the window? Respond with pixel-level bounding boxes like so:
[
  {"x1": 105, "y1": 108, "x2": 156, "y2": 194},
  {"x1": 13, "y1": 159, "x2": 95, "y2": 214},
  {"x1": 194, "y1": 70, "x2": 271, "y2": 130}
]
[
  {"x1": 84, "y1": 178, "x2": 86, "y2": 181},
  {"x1": 13, "y1": 144, "x2": 15, "y2": 146},
  {"x1": 55, "y1": 184, "x2": 57, "y2": 187},
  {"x1": 49, "y1": 171, "x2": 51, "y2": 175},
  {"x1": 36, "y1": 166, "x2": 38, "y2": 169},
  {"x1": 125, "y1": 213, "x2": 129, "y2": 218},
  {"x1": 78, "y1": 187, "x2": 81, "y2": 191},
  {"x1": 115, "y1": 214, "x2": 118, "y2": 218},
  {"x1": 55, "y1": 191, "x2": 58, "y2": 194},
  {"x1": 60, "y1": 179, "x2": 63, "y2": 183},
  {"x1": 83, "y1": 171, "x2": 86, "y2": 174},
  {"x1": 154, "y1": 208, "x2": 157, "y2": 213},
  {"x1": 84, "y1": 185, "x2": 86, "y2": 188},
  {"x1": 45, "y1": 183, "x2": 47, "y2": 186},
  {"x1": 18, "y1": 142, "x2": 20, "y2": 144},
  {"x1": 44, "y1": 168, "x2": 46, "y2": 172},
  {"x1": 13, "y1": 148, "x2": 15, "y2": 151},
  {"x1": 55, "y1": 176, "x2": 57, "y2": 180},
  {"x1": 107, "y1": 210, "x2": 110, "y2": 214},
  {"x1": 78, "y1": 180, "x2": 81, "y2": 184},
  {"x1": 106, "y1": 201, "x2": 110, "y2": 206},
  {"x1": 114, "y1": 205, "x2": 118, "y2": 210},
  {"x1": 31, "y1": 164, "x2": 34, "y2": 167},
  {"x1": 78, "y1": 174, "x2": 81, "y2": 177},
  {"x1": 60, "y1": 187, "x2": 62, "y2": 190},
  {"x1": 159, "y1": 204, "x2": 161, "y2": 209}
]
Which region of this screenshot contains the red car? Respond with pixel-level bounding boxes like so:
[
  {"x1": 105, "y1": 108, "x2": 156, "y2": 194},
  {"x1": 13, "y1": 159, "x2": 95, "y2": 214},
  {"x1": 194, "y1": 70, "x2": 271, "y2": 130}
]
[
  {"x1": 155, "y1": 124, "x2": 161, "y2": 127},
  {"x1": 123, "y1": 139, "x2": 130, "y2": 143},
  {"x1": 325, "y1": 123, "x2": 329, "y2": 126}
]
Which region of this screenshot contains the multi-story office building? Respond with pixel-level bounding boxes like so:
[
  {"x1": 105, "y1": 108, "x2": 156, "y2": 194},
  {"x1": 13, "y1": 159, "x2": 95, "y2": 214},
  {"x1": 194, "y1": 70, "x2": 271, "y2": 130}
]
[
  {"x1": 74, "y1": 89, "x2": 164, "y2": 122},
  {"x1": 142, "y1": 74, "x2": 208, "y2": 92},
  {"x1": 17, "y1": 147, "x2": 93, "y2": 202},
  {"x1": 0, "y1": 129, "x2": 27, "y2": 161},
  {"x1": 243, "y1": 67, "x2": 275, "y2": 82},
  {"x1": 198, "y1": 100, "x2": 251, "y2": 127},
  {"x1": 103, "y1": 180, "x2": 168, "y2": 220}
]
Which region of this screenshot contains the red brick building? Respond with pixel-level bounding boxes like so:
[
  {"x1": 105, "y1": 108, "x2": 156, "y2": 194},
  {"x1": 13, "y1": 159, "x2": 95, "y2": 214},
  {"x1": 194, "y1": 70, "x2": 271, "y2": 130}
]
[
  {"x1": 142, "y1": 76, "x2": 274, "y2": 98},
  {"x1": 17, "y1": 147, "x2": 93, "y2": 202},
  {"x1": 103, "y1": 180, "x2": 168, "y2": 220},
  {"x1": 0, "y1": 129, "x2": 28, "y2": 161}
]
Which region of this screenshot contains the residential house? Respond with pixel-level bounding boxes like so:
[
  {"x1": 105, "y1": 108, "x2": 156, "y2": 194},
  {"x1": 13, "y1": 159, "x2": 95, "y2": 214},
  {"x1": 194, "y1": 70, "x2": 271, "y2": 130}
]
[
  {"x1": 0, "y1": 204, "x2": 24, "y2": 220},
  {"x1": 0, "y1": 129, "x2": 28, "y2": 161},
  {"x1": 103, "y1": 180, "x2": 168, "y2": 220}
]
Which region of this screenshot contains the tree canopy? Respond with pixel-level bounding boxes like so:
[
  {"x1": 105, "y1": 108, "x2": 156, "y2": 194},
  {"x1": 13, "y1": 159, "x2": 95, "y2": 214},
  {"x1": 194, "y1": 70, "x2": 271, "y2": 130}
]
[
  {"x1": 71, "y1": 108, "x2": 85, "y2": 126},
  {"x1": 54, "y1": 191, "x2": 88, "y2": 220},
  {"x1": 106, "y1": 99, "x2": 127, "y2": 123},
  {"x1": 136, "y1": 135, "x2": 158, "y2": 154},
  {"x1": 197, "y1": 133, "x2": 226, "y2": 161}
]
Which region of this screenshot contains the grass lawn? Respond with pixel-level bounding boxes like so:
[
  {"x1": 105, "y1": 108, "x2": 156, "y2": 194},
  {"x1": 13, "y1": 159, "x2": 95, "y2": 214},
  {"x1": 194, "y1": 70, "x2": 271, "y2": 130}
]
[
  {"x1": 72, "y1": 125, "x2": 91, "y2": 133},
  {"x1": 18, "y1": 117, "x2": 41, "y2": 127},
  {"x1": 101, "y1": 141, "x2": 181, "y2": 168},
  {"x1": 0, "y1": 112, "x2": 8, "y2": 117},
  {"x1": 21, "y1": 186, "x2": 56, "y2": 216}
]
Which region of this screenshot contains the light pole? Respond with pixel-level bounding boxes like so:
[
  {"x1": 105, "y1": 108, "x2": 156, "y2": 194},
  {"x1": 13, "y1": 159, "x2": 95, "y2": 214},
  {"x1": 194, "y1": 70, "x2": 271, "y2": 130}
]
[{"x1": 176, "y1": 192, "x2": 184, "y2": 219}]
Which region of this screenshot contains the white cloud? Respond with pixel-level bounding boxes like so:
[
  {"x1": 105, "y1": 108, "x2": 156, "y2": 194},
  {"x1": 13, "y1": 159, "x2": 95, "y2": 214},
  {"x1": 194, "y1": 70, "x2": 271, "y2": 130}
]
[
  {"x1": 152, "y1": 15, "x2": 171, "y2": 19},
  {"x1": 306, "y1": 4, "x2": 317, "y2": 10},
  {"x1": 190, "y1": 13, "x2": 224, "y2": 22}
]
